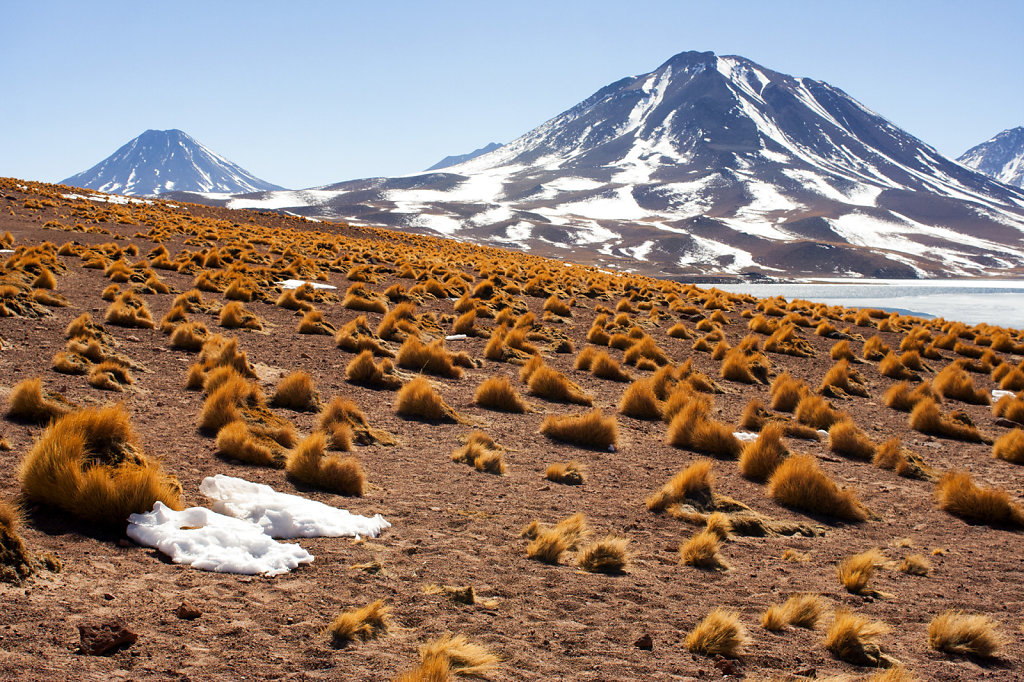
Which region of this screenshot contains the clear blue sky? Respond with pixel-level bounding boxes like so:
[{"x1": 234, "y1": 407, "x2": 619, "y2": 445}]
[{"x1": 2, "y1": 0, "x2": 1021, "y2": 189}]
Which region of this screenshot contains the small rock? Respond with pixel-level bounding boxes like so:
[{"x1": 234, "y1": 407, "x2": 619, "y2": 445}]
[
  {"x1": 712, "y1": 656, "x2": 737, "y2": 675},
  {"x1": 634, "y1": 633, "x2": 653, "y2": 650},
  {"x1": 300, "y1": 352, "x2": 311, "y2": 359},
  {"x1": 174, "y1": 601, "x2": 202, "y2": 620},
  {"x1": 126, "y1": 335, "x2": 140, "y2": 342},
  {"x1": 102, "y1": 593, "x2": 115, "y2": 601},
  {"x1": 995, "y1": 418, "x2": 1020, "y2": 429},
  {"x1": 793, "y1": 668, "x2": 816, "y2": 678},
  {"x1": 78, "y1": 619, "x2": 138, "y2": 655}
]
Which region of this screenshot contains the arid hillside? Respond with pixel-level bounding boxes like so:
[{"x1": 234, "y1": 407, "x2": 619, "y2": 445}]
[{"x1": 1, "y1": 177, "x2": 1022, "y2": 681}]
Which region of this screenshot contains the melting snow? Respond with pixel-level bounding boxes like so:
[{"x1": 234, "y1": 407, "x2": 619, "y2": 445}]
[{"x1": 278, "y1": 279, "x2": 336, "y2": 290}]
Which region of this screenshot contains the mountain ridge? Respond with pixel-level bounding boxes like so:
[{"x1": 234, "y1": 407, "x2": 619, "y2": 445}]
[{"x1": 958, "y1": 126, "x2": 1024, "y2": 189}]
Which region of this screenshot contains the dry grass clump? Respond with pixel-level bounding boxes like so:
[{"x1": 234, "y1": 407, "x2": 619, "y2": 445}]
[
  {"x1": 473, "y1": 375, "x2": 529, "y2": 413},
  {"x1": 837, "y1": 548, "x2": 885, "y2": 594},
  {"x1": 104, "y1": 291, "x2": 154, "y2": 328},
  {"x1": 327, "y1": 600, "x2": 390, "y2": 645},
  {"x1": 934, "y1": 470, "x2": 1024, "y2": 527},
  {"x1": 18, "y1": 404, "x2": 183, "y2": 524},
  {"x1": 782, "y1": 548, "x2": 811, "y2": 562},
  {"x1": 992, "y1": 428, "x2": 1024, "y2": 463},
  {"x1": 0, "y1": 497, "x2": 56, "y2": 584},
  {"x1": 576, "y1": 536, "x2": 630, "y2": 573},
  {"x1": 685, "y1": 608, "x2": 748, "y2": 657},
  {"x1": 346, "y1": 351, "x2": 403, "y2": 390},
  {"x1": 928, "y1": 610, "x2": 1004, "y2": 658},
  {"x1": 319, "y1": 396, "x2": 396, "y2": 446},
  {"x1": 170, "y1": 321, "x2": 209, "y2": 351},
  {"x1": 665, "y1": 399, "x2": 741, "y2": 458},
  {"x1": 897, "y1": 554, "x2": 931, "y2": 576},
  {"x1": 87, "y1": 360, "x2": 134, "y2": 391},
  {"x1": 646, "y1": 458, "x2": 713, "y2": 512},
  {"x1": 763, "y1": 593, "x2": 825, "y2": 631},
  {"x1": 270, "y1": 371, "x2": 321, "y2": 412},
  {"x1": 545, "y1": 460, "x2": 587, "y2": 485},
  {"x1": 335, "y1": 315, "x2": 393, "y2": 356},
  {"x1": 769, "y1": 372, "x2": 808, "y2": 412},
  {"x1": 590, "y1": 351, "x2": 632, "y2": 381},
  {"x1": 618, "y1": 377, "x2": 663, "y2": 420},
  {"x1": 909, "y1": 398, "x2": 986, "y2": 442},
  {"x1": 863, "y1": 335, "x2": 891, "y2": 360},
  {"x1": 218, "y1": 301, "x2": 263, "y2": 330},
  {"x1": 451, "y1": 432, "x2": 506, "y2": 475},
  {"x1": 820, "y1": 359, "x2": 869, "y2": 397},
  {"x1": 794, "y1": 394, "x2": 844, "y2": 430},
  {"x1": 5, "y1": 377, "x2": 72, "y2": 423},
  {"x1": 738, "y1": 422, "x2": 788, "y2": 481},
  {"x1": 397, "y1": 337, "x2": 463, "y2": 379},
  {"x1": 539, "y1": 409, "x2": 617, "y2": 449},
  {"x1": 527, "y1": 364, "x2": 592, "y2": 405},
  {"x1": 340, "y1": 283, "x2": 388, "y2": 314},
  {"x1": 395, "y1": 376, "x2": 463, "y2": 423},
  {"x1": 933, "y1": 364, "x2": 989, "y2": 405},
  {"x1": 824, "y1": 609, "x2": 890, "y2": 666},
  {"x1": 679, "y1": 530, "x2": 727, "y2": 570},
  {"x1": 297, "y1": 309, "x2": 336, "y2": 335},
  {"x1": 215, "y1": 421, "x2": 285, "y2": 468},
  {"x1": 526, "y1": 513, "x2": 589, "y2": 564},
  {"x1": 828, "y1": 419, "x2": 876, "y2": 460},
  {"x1": 873, "y1": 438, "x2": 931, "y2": 479},
  {"x1": 879, "y1": 351, "x2": 920, "y2": 381},
  {"x1": 767, "y1": 454, "x2": 867, "y2": 522},
  {"x1": 396, "y1": 634, "x2": 500, "y2": 680},
  {"x1": 286, "y1": 432, "x2": 365, "y2": 495},
  {"x1": 883, "y1": 381, "x2": 939, "y2": 412}
]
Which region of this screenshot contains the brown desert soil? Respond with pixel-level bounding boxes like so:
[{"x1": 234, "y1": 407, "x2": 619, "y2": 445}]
[{"x1": 0, "y1": 178, "x2": 1022, "y2": 680}]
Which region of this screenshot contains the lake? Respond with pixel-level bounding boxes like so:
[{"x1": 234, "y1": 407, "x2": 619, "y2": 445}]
[{"x1": 710, "y1": 279, "x2": 1024, "y2": 330}]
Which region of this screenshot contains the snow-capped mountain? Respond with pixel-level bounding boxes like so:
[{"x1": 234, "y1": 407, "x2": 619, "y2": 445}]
[
  {"x1": 958, "y1": 127, "x2": 1024, "y2": 189},
  {"x1": 61, "y1": 129, "x2": 283, "y2": 196},
  {"x1": 425, "y1": 143, "x2": 503, "y2": 171},
  {"x1": 178, "y1": 51, "x2": 1024, "y2": 277}
]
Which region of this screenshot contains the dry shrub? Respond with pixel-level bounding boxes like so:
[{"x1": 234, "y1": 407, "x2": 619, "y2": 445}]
[
  {"x1": 690, "y1": 416, "x2": 742, "y2": 459},
  {"x1": 6, "y1": 377, "x2": 72, "y2": 424},
  {"x1": 376, "y1": 302, "x2": 417, "y2": 341},
  {"x1": 863, "y1": 335, "x2": 891, "y2": 360},
  {"x1": 104, "y1": 291, "x2": 154, "y2": 328},
  {"x1": 215, "y1": 421, "x2": 285, "y2": 468},
  {"x1": 824, "y1": 609, "x2": 890, "y2": 666},
  {"x1": 591, "y1": 351, "x2": 632, "y2": 382},
  {"x1": 828, "y1": 419, "x2": 876, "y2": 460},
  {"x1": 623, "y1": 336, "x2": 669, "y2": 366},
  {"x1": 873, "y1": 438, "x2": 931, "y2": 479},
  {"x1": 403, "y1": 634, "x2": 499, "y2": 680},
  {"x1": 739, "y1": 422, "x2": 788, "y2": 481},
  {"x1": 52, "y1": 351, "x2": 88, "y2": 375},
  {"x1": 286, "y1": 432, "x2": 365, "y2": 495},
  {"x1": 933, "y1": 364, "x2": 989, "y2": 405},
  {"x1": 820, "y1": 359, "x2": 870, "y2": 397},
  {"x1": 198, "y1": 374, "x2": 263, "y2": 434},
  {"x1": 679, "y1": 530, "x2": 727, "y2": 570},
  {"x1": 87, "y1": 360, "x2": 134, "y2": 391},
  {"x1": 897, "y1": 554, "x2": 931, "y2": 576},
  {"x1": 720, "y1": 348, "x2": 760, "y2": 384},
  {"x1": 767, "y1": 454, "x2": 867, "y2": 522},
  {"x1": 837, "y1": 548, "x2": 884, "y2": 594},
  {"x1": 526, "y1": 513, "x2": 589, "y2": 564},
  {"x1": 540, "y1": 409, "x2": 617, "y2": 450},
  {"x1": 335, "y1": 315, "x2": 393, "y2": 356},
  {"x1": 170, "y1": 321, "x2": 209, "y2": 351},
  {"x1": 934, "y1": 470, "x2": 1024, "y2": 527},
  {"x1": 647, "y1": 459, "x2": 713, "y2": 512},
  {"x1": 218, "y1": 301, "x2": 263, "y2": 330},
  {"x1": 685, "y1": 608, "x2": 747, "y2": 657},
  {"x1": 993, "y1": 428, "x2": 1024, "y2": 463},
  {"x1": 451, "y1": 432, "x2": 506, "y2": 475},
  {"x1": 794, "y1": 394, "x2": 844, "y2": 430},
  {"x1": 762, "y1": 604, "x2": 788, "y2": 631},
  {"x1": 346, "y1": 351, "x2": 402, "y2": 390},
  {"x1": 769, "y1": 372, "x2": 807, "y2": 412},
  {"x1": 528, "y1": 365, "x2": 592, "y2": 405},
  {"x1": 319, "y1": 396, "x2": 396, "y2": 446},
  {"x1": 928, "y1": 610, "x2": 1004, "y2": 658},
  {"x1": 883, "y1": 381, "x2": 938, "y2": 412},
  {"x1": 993, "y1": 395, "x2": 1024, "y2": 423},
  {"x1": 473, "y1": 375, "x2": 529, "y2": 413},
  {"x1": 880, "y1": 351, "x2": 919, "y2": 380},
  {"x1": 397, "y1": 337, "x2": 463, "y2": 379},
  {"x1": 395, "y1": 376, "x2": 462, "y2": 423},
  {"x1": 576, "y1": 536, "x2": 629, "y2": 573},
  {"x1": 18, "y1": 405, "x2": 183, "y2": 524},
  {"x1": 271, "y1": 371, "x2": 320, "y2": 412},
  {"x1": 909, "y1": 398, "x2": 985, "y2": 442},
  {"x1": 328, "y1": 600, "x2": 390, "y2": 645},
  {"x1": 297, "y1": 310, "x2": 335, "y2": 335},
  {"x1": 667, "y1": 322, "x2": 694, "y2": 339},
  {"x1": 341, "y1": 284, "x2": 388, "y2": 314},
  {"x1": 545, "y1": 460, "x2": 586, "y2": 485},
  {"x1": 830, "y1": 339, "x2": 858, "y2": 361},
  {"x1": 618, "y1": 377, "x2": 663, "y2": 420},
  {"x1": 783, "y1": 593, "x2": 824, "y2": 629}
]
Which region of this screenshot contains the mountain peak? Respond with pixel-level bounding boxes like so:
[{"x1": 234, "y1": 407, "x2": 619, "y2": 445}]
[
  {"x1": 958, "y1": 126, "x2": 1024, "y2": 189},
  {"x1": 61, "y1": 129, "x2": 284, "y2": 196}
]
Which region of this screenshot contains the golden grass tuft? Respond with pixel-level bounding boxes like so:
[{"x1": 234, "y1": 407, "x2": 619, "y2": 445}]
[
  {"x1": 473, "y1": 375, "x2": 529, "y2": 413},
  {"x1": 395, "y1": 376, "x2": 462, "y2": 423},
  {"x1": 576, "y1": 536, "x2": 630, "y2": 573},
  {"x1": 909, "y1": 398, "x2": 985, "y2": 442},
  {"x1": 837, "y1": 548, "x2": 884, "y2": 594},
  {"x1": 739, "y1": 422, "x2": 788, "y2": 481},
  {"x1": 327, "y1": 600, "x2": 390, "y2": 645},
  {"x1": 169, "y1": 321, "x2": 209, "y2": 352},
  {"x1": 18, "y1": 404, "x2": 183, "y2": 524},
  {"x1": 679, "y1": 530, "x2": 727, "y2": 570},
  {"x1": 767, "y1": 454, "x2": 868, "y2": 521},
  {"x1": 933, "y1": 364, "x2": 989, "y2": 405},
  {"x1": 297, "y1": 309, "x2": 335, "y2": 335},
  {"x1": 215, "y1": 421, "x2": 285, "y2": 468},
  {"x1": 87, "y1": 360, "x2": 134, "y2": 391},
  {"x1": 286, "y1": 432, "x2": 365, "y2": 495},
  {"x1": 794, "y1": 394, "x2": 844, "y2": 430},
  {"x1": 824, "y1": 608, "x2": 889, "y2": 665},
  {"x1": 928, "y1": 610, "x2": 1004, "y2": 658},
  {"x1": 992, "y1": 428, "x2": 1024, "y2": 463},
  {"x1": 6, "y1": 377, "x2": 71, "y2": 424},
  {"x1": 618, "y1": 377, "x2": 663, "y2": 420},
  {"x1": 820, "y1": 359, "x2": 870, "y2": 397},
  {"x1": 218, "y1": 301, "x2": 263, "y2": 330},
  {"x1": 883, "y1": 381, "x2": 938, "y2": 412},
  {"x1": 104, "y1": 291, "x2": 154, "y2": 328},
  {"x1": 646, "y1": 458, "x2": 713, "y2": 512},
  {"x1": 527, "y1": 365, "x2": 592, "y2": 405},
  {"x1": 450, "y1": 432, "x2": 506, "y2": 475},
  {"x1": 271, "y1": 371, "x2": 321, "y2": 412},
  {"x1": 539, "y1": 409, "x2": 617, "y2": 450},
  {"x1": 545, "y1": 460, "x2": 586, "y2": 485},
  {"x1": 319, "y1": 396, "x2": 396, "y2": 446},
  {"x1": 934, "y1": 470, "x2": 1024, "y2": 527},
  {"x1": 762, "y1": 605, "x2": 788, "y2": 631},
  {"x1": 397, "y1": 336, "x2": 463, "y2": 379},
  {"x1": 526, "y1": 513, "x2": 591, "y2": 564},
  {"x1": 769, "y1": 372, "x2": 807, "y2": 412},
  {"x1": 411, "y1": 634, "x2": 500, "y2": 679},
  {"x1": 346, "y1": 350, "x2": 403, "y2": 390},
  {"x1": 828, "y1": 419, "x2": 876, "y2": 460},
  {"x1": 685, "y1": 608, "x2": 747, "y2": 657},
  {"x1": 783, "y1": 593, "x2": 824, "y2": 629},
  {"x1": 897, "y1": 554, "x2": 931, "y2": 576},
  {"x1": 590, "y1": 350, "x2": 632, "y2": 381}
]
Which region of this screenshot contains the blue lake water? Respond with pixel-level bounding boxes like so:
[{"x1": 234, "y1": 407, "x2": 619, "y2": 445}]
[{"x1": 711, "y1": 279, "x2": 1024, "y2": 331}]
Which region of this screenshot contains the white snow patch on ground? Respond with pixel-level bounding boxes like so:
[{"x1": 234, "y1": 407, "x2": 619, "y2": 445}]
[
  {"x1": 410, "y1": 213, "x2": 463, "y2": 235},
  {"x1": 993, "y1": 390, "x2": 1017, "y2": 401},
  {"x1": 733, "y1": 431, "x2": 758, "y2": 442},
  {"x1": 544, "y1": 177, "x2": 605, "y2": 193},
  {"x1": 628, "y1": 241, "x2": 655, "y2": 261},
  {"x1": 677, "y1": 235, "x2": 759, "y2": 273},
  {"x1": 551, "y1": 187, "x2": 647, "y2": 221},
  {"x1": 278, "y1": 280, "x2": 336, "y2": 290},
  {"x1": 126, "y1": 502, "x2": 313, "y2": 576},
  {"x1": 200, "y1": 475, "x2": 390, "y2": 539},
  {"x1": 469, "y1": 205, "x2": 514, "y2": 226}
]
